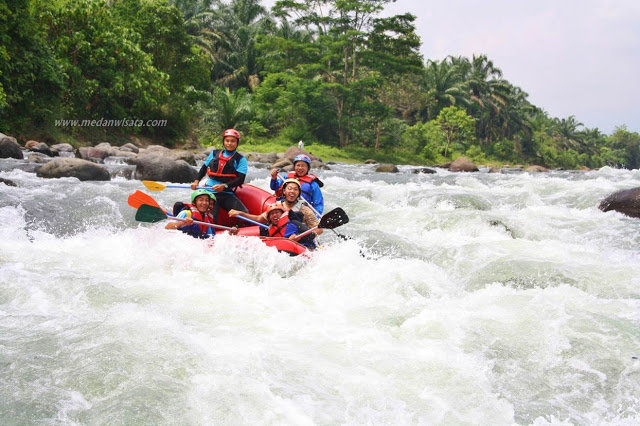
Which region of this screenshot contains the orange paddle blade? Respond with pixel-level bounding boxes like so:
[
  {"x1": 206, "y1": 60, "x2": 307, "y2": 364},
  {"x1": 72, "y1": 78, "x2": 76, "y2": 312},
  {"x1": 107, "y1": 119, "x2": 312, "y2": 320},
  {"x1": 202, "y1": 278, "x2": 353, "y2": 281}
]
[{"x1": 127, "y1": 190, "x2": 161, "y2": 209}]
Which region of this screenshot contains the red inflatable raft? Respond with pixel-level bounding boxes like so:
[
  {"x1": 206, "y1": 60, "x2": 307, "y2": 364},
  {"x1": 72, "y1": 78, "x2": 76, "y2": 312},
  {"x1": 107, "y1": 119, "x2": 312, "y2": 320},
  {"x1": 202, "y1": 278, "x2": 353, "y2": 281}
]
[{"x1": 216, "y1": 184, "x2": 308, "y2": 256}]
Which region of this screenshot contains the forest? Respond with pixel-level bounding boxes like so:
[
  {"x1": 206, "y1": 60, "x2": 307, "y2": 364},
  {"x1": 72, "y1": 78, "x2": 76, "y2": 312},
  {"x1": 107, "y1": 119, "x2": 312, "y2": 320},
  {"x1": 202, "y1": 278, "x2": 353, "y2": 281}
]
[{"x1": 1, "y1": 0, "x2": 639, "y2": 168}]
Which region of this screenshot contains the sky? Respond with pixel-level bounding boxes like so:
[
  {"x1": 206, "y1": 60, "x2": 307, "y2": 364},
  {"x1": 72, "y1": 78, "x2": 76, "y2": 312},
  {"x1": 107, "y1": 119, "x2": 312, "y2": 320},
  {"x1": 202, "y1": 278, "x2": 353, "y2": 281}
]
[{"x1": 262, "y1": 0, "x2": 640, "y2": 135}]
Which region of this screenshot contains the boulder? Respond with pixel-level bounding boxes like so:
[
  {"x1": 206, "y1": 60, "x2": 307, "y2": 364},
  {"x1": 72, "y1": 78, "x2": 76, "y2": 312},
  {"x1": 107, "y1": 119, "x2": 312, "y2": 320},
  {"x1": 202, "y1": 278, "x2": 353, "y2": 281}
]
[
  {"x1": 27, "y1": 153, "x2": 50, "y2": 163},
  {"x1": 272, "y1": 157, "x2": 293, "y2": 169},
  {"x1": 128, "y1": 153, "x2": 196, "y2": 183},
  {"x1": 525, "y1": 165, "x2": 548, "y2": 173},
  {"x1": 36, "y1": 158, "x2": 110, "y2": 181},
  {"x1": 24, "y1": 140, "x2": 40, "y2": 149},
  {"x1": 51, "y1": 143, "x2": 74, "y2": 154},
  {"x1": 449, "y1": 156, "x2": 478, "y2": 172},
  {"x1": 0, "y1": 133, "x2": 24, "y2": 159},
  {"x1": 28, "y1": 142, "x2": 53, "y2": 157},
  {"x1": 284, "y1": 146, "x2": 306, "y2": 161},
  {"x1": 76, "y1": 146, "x2": 109, "y2": 163},
  {"x1": 119, "y1": 142, "x2": 139, "y2": 153},
  {"x1": 0, "y1": 177, "x2": 17, "y2": 186},
  {"x1": 599, "y1": 186, "x2": 640, "y2": 218},
  {"x1": 412, "y1": 167, "x2": 436, "y2": 174},
  {"x1": 364, "y1": 159, "x2": 377, "y2": 164},
  {"x1": 375, "y1": 163, "x2": 399, "y2": 173},
  {"x1": 174, "y1": 150, "x2": 197, "y2": 166}
]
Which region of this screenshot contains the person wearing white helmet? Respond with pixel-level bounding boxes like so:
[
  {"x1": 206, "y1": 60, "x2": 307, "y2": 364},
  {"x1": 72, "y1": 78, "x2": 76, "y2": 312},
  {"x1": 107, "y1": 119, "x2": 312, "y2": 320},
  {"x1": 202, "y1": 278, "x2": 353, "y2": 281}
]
[
  {"x1": 192, "y1": 128, "x2": 248, "y2": 220},
  {"x1": 270, "y1": 153, "x2": 324, "y2": 214}
]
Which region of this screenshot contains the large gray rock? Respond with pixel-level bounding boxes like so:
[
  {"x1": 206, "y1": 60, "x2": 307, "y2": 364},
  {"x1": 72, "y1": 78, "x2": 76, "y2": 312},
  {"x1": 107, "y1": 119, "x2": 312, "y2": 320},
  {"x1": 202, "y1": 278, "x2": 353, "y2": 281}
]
[
  {"x1": 129, "y1": 153, "x2": 196, "y2": 183},
  {"x1": 28, "y1": 142, "x2": 53, "y2": 157},
  {"x1": 36, "y1": 158, "x2": 110, "y2": 181},
  {"x1": 76, "y1": 146, "x2": 109, "y2": 163},
  {"x1": 525, "y1": 165, "x2": 548, "y2": 173},
  {"x1": 0, "y1": 133, "x2": 24, "y2": 159},
  {"x1": 449, "y1": 156, "x2": 479, "y2": 172},
  {"x1": 599, "y1": 186, "x2": 640, "y2": 218},
  {"x1": 51, "y1": 143, "x2": 74, "y2": 154}
]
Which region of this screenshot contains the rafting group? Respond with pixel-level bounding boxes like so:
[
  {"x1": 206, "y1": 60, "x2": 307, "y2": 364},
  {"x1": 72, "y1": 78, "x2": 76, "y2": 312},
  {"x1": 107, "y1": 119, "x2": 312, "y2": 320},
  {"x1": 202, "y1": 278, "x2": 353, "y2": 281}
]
[{"x1": 128, "y1": 129, "x2": 348, "y2": 256}]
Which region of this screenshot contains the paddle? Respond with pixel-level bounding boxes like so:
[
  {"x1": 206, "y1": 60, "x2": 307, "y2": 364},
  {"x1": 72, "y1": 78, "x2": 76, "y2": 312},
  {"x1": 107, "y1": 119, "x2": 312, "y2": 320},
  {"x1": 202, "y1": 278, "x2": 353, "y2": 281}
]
[
  {"x1": 234, "y1": 214, "x2": 269, "y2": 229},
  {"x1": 135, "y1": 204, "x2": 234, "y2": 231},
  {"x1": 142, "y1": 180, "x2": 211, "y2": 192},
  {"x1": 127, "y1": 190, "x2": 163, "y2": 210},
  {"x1": 292, "y1": 207, "x2": 349, "y2": 241}
]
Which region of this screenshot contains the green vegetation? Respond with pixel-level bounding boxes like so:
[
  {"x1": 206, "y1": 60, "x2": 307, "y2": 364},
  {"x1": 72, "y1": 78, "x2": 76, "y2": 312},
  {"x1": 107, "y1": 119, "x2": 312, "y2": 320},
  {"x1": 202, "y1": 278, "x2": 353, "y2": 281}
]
[{"x1": 1, "y1": 0, "x2": 638, "y2": 168}]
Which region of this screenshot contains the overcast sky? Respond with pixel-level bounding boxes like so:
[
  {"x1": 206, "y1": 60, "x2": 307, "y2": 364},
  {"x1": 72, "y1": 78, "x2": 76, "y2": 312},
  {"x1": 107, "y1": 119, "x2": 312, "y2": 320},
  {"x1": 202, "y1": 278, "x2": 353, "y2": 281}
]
[{"x1": 262, "y1": 0, "x2": 640, "y2": 135}]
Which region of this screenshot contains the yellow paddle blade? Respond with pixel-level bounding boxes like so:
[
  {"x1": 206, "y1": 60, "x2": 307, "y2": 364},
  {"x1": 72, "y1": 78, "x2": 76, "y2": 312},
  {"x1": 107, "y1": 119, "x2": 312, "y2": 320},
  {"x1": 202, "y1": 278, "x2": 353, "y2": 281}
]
[{"x1": 142, "y1": 180, "x2": 167, "y2": 191}]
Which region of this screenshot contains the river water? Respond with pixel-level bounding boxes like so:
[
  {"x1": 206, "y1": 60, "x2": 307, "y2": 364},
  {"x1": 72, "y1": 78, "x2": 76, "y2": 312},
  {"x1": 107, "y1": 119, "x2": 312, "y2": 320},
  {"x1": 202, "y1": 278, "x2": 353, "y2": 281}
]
[{"x1": 1, "y1": 159, "x2": 639, "y2": 424}]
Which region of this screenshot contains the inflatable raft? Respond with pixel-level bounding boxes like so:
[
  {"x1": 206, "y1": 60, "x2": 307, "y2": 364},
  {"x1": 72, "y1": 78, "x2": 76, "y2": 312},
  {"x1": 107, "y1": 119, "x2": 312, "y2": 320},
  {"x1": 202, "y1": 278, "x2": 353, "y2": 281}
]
[{"x1": 217, "y1": 184, "x2": 308, "y2": 256}]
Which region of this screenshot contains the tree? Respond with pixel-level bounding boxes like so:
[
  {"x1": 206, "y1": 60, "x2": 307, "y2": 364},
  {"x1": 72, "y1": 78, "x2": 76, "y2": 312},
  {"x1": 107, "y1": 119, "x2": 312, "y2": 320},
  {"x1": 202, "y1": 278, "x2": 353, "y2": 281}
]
[
  {"x1": 435, "y1": 106, "x2": 476, "y2": 157},
  {"x1": 423, "y1": 57, "x2": 467, "y2": 120}
]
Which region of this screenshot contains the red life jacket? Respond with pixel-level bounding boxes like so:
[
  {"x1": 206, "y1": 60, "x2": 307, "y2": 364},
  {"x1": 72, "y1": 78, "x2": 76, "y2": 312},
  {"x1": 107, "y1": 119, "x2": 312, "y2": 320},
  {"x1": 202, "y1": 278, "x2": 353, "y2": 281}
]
[
  {"x1": 286, "y1": 171, "x2": 321, "y2": 185},
  {"x1": 182, "y1": 203, "x2": 215, "y2": 235},
  {"x1": 206, "y1": 150, "x2": 243, "y2": 183},
  {"x1": 268, "y1": 212, "x2": 291, "y2": 238}
]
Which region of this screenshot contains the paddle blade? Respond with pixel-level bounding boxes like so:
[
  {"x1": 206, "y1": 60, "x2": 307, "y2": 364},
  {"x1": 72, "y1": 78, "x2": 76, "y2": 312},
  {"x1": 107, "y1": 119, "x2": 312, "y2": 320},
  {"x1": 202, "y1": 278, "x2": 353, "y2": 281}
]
[
  {"x1": 318, "y1": 207, "x2": 349, "y2": 229},
  {"x1": 127, "y1": 190, "x2": 161, "y2": 209},
  {"x1": 135, "y1": 204, "x2": 169, "y2": 223},
  {"x1": 142, "y1": 180, "x2": 167, "y2": 191}
]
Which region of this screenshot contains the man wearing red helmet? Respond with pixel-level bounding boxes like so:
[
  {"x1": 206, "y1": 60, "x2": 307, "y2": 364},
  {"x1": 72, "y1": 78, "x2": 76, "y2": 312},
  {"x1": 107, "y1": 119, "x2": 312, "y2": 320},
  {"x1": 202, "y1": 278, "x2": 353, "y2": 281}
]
[{"x1": 191, "y1": 128, "x2": 248, "y2": 219}]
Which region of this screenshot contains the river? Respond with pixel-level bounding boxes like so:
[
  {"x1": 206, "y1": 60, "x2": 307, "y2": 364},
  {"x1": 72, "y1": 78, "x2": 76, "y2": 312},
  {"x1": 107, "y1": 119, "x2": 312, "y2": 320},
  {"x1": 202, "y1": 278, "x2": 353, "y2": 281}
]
[{"x1": 1, "y1": 159, "x2": 639, "y2": 424}]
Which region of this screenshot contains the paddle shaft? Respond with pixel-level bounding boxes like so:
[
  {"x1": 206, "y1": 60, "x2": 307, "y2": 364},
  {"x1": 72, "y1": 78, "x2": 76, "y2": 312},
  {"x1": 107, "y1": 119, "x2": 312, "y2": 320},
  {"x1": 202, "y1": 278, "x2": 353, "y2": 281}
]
[
  {"x1": 168, "y1": 216, "x2": 234, "y2": 231},
  {"x1": 235, "y1": 215, "x2": 269, "y2": 229}
]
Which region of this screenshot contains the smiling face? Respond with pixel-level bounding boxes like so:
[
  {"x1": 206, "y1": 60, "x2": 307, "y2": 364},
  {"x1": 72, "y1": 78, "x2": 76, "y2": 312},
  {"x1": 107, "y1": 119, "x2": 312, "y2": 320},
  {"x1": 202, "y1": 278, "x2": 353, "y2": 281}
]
[
  {"x1": 268, "y1": 208, "x2": 284, "y2": 225},
  {"x1": 194, "y1": 194, "x2": 212, "y2": 213},
  {"x1": 293, "y1": 161, "x2": 309, "y2": 176},
  {"x1": 283, "y1": 182, "x2": 301, "y2": 202},
  {"x1": 223, "y1": 136, "x2": 239, "y2": 151}
]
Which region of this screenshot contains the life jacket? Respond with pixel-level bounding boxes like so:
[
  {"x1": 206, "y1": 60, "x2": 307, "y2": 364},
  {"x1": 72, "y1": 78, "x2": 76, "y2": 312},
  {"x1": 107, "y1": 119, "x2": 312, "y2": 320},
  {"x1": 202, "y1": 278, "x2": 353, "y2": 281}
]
[
  {"x1": 265, "y1": 210, "x2": 316, "y2": 248},
  {"x1": 175, "y1": 203, "x2": 215, "y2": 238},
  {"x1": 206, "y1": 150, "x2": 243, "y2": 183},
  {"x1": 275, "y1": 172, "x2": 324, "y2": 199}
]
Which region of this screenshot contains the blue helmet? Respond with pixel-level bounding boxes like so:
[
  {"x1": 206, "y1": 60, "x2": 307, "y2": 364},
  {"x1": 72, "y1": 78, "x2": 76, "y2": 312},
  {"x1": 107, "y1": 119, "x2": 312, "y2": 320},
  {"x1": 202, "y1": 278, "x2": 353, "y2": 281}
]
[{"x1": 293, "y1": 154, "x2": 311, "y2": 168}]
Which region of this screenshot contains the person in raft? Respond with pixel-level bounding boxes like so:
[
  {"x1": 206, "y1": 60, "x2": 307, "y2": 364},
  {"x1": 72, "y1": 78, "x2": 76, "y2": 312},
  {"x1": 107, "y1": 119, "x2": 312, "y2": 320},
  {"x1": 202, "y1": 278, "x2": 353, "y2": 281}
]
[
  {"x1": 165, "y1": 189, "x2": 218, "y2": 238},
  {"x1": 263, "y1": 203, "x2": 317, "y2": 249},
  {"x1": 270, "y1": 153, "x2": 324, "y2": 214},
  {"x1": 191, "y1": 128, "x2": 248, "y2": 220},
  {"x1": 229, "y1": 178, "x2": 322, "y2": 240}
]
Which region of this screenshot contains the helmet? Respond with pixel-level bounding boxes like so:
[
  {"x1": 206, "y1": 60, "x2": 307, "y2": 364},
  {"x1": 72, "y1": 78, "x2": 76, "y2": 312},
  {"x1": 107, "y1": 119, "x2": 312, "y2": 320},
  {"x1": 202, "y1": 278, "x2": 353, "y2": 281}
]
[
  {"x1": 222, "y1": 129, "x2": 241, "y2": 141},
  {"x1": 191, "y1": 189, "x2": 216, "y2": 203},
  {"x1": 293, "y1": 154, "x2": 311, "y2": 167},
  {"x1": 266, "y1": 202, "x2": 286, "y2": 216},
  {"x1": 281, "y1": 178, "x2": 301, "y2": 192}
]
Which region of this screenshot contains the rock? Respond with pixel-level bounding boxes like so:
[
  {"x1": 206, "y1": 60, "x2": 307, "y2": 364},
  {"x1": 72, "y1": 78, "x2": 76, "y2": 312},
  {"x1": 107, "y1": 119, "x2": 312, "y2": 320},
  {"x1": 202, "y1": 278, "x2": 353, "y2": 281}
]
[
  {"x1": 311, "y1": 160, "x2": 330, "y2": 170},
  {"x1": 412, "y1": 167, "x2": 436, "y2": 174},
  {"x1": 36, "y1": 158, "x2": 110, "y2": 181},
  {"x1": 27, "y1": 153, "x2": 50, "y2": 163},
  {"x1": 284, "y1": 146, "x2": 306, "y2": 161},
  {"x1": 0, "y1": 133, "x2": 24, "y2": 159},
  {"x1": 51, "y1": 143, "x2": 74, "y2": 154},
  {"x1": 449, "y1": 156, "x2": 478, "y2": 172},
  {"x1": 119, "y1": 142, "x2": 139, "y2": 154},
  {"x1": 364, "y1": 159, "x2": 377, "y2": 164},
  {"x1": 28, "y1": 142, "x2": 53, "y2": 157},
  {"x1": 0, "y1": 177, "x2": 17, "y2": 186},
  {"x1": 145, "y1": 145, "x2": 177, "y2": 159},
  {"x1": 272, "y1": 157, "x2": 293, "y2": 169},
  {"x1": 174, "y1": 150, "x2": 197, "y2": 166},
  {"x1": 95, "y1": 142, "x2": 120, "y2": 157},
  {"x1": 243, "y1": 152, "x2": 279, "y2": 163},
  {"x1": 376, "y1": 163, "x2": 399, "y2": 173},
  {"x1": 525, "y1": 165, "x2": 548, "y2": 173},
  {"x1": 128, "y1": 153, "x2": 196, "y2": 183},
  {"x1": 488, "y1": 167, "x2": 502, "y2": 173},
  {"x1": 599, "y1": 186, "x2": 640, "y2": 218},
  {"x1": 24, "y1": 140, "x2": 40, "y2": 149},
  {"x1": 76, "y1": 146, "x2": 109, "y2": 163}
]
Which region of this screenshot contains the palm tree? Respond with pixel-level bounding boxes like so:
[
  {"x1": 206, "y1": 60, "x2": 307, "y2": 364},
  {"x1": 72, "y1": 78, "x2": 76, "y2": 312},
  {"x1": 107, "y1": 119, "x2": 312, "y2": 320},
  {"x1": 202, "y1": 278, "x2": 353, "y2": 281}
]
[{"x1": 422, "y1": 57, "x2": 468, "y2": 120}]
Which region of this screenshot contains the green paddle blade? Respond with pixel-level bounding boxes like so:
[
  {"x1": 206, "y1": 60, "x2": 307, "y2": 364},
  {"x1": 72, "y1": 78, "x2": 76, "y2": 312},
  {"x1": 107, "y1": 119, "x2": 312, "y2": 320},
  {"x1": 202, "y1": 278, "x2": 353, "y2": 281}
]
[
  {"x1": 135, "y1": 204, "x2": 169, "y2": 223},
  {"x1": 318, "y1": 207, "x2": 349, "y2": 229}
]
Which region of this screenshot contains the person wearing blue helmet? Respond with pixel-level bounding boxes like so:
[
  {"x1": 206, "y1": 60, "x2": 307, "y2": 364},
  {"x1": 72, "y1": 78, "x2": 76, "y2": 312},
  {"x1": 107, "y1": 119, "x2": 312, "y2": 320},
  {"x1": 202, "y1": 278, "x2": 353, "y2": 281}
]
[{"x1": 270, "y1": 153, "x2": 324, "y2": 214}]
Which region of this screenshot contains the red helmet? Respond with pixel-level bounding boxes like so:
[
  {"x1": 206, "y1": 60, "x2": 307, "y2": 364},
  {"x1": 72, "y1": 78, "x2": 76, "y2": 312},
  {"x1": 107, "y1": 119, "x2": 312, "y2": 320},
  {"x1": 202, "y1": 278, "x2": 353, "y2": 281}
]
[{"x1": 222, "y1": 129, "x2": 241, "y2": 141}]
